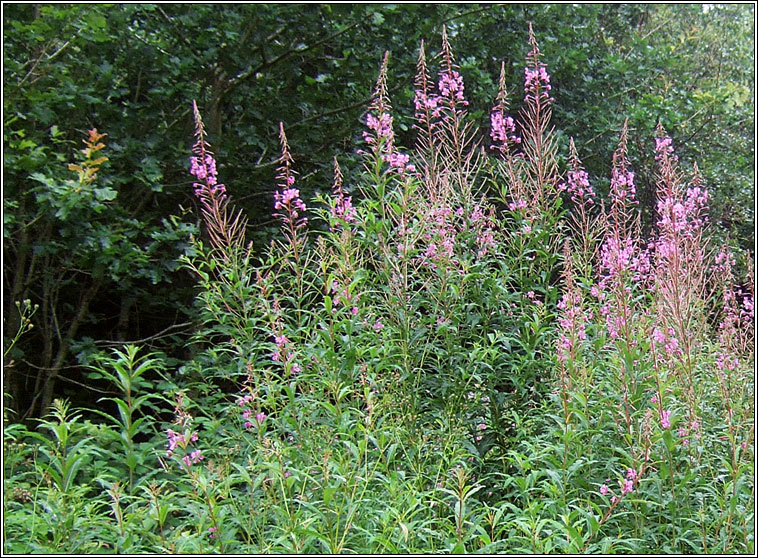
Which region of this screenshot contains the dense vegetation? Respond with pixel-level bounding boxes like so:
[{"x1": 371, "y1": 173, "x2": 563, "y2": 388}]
[{"x1": 3, "y1": 4, "x2": 755, "y2": 554}]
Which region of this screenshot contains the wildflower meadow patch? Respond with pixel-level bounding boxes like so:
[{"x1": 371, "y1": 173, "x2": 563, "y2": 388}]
[{"x1": 3, "y1": 24, "x2": 753, "y2": 554}]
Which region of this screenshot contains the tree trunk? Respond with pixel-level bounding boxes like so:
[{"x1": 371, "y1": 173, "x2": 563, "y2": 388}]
[
  {"x1": 34, "y1": 278, "x2": 102, "y2": 418},
  {"x1": 3, "y1": 218, "x2": 31, "y2": 416}
]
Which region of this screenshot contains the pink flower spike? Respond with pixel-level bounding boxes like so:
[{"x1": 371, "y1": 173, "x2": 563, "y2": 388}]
[
  {"x1": 661, "y1": 410, "x2": 671, "y2": 429},
  {"x1": 274, "y1": 123, "x2": 307, "y2": 236},
  {"x1": 274, "y1": 335, "x2": 288, "y2": 347}
]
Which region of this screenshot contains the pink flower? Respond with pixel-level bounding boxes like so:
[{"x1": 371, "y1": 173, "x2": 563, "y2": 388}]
[
  {"x1": 523, "y1": 26, "x2": 553, "y2": 105},
  {"x1": 166, "y1": 429, "x2": 187, "y2": 456},
  {"x1": 332, "y1": 194, "x2": 356, "y2": 224},
  {"x1": 652, "y1": 328, "x2": 666, "y2": 344},
  {"x1": 625, "y1": 468, "x2": 636, "y2": 481},
  {"x1": 508, "y1": 199, "x2": 528, "y2": 212},
  {"x1": 330, "y1": 159, "x2": 357, "y2": 229},
  {"x1": 661, "y1": 410, "x2": 671, "y2": 429},
  {"x1": 274, "y1": 123, "x2": 308, "y2": 232},
  {"x1": 256, "y1": 412, "x2": 266, "y2": 424},
  {"x1": 600, "y1": 484, "x2": 609, "y2": 495},
  {"x1": 622, "y1": 479, "x2": 634, "y2": 494},
  {"x1": 373, "y1": 319, "x2": 385, "y2": 331},
  {"x1": 655, "y1": 135, "x2": 676, "y2": 162},
  {"x1": 189, "y1": 103, "x2": 231, "y2": 213},
  {"x1": 236, "y1": 394, "x2": 253, "y2": 407},
  {"x1": 490, "y1": 107, "x2": 520, "y2": 152},
  {"x1": 559, "y1": 150, "x2": 595, "y2": 204},
  {"x1": 438, "y1": 69, "x2": 468, "y2": 105}
]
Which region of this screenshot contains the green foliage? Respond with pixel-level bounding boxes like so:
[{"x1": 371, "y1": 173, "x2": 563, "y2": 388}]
[
  {"x1": 3, "y1": 124, "x2": 197, "y2": 418},
  {"x1": 2, "y1": 6, "x2": 754, "y2": 556},
  {"x1": 87, "y1": 346, "x2": 165, "y2": 492}
]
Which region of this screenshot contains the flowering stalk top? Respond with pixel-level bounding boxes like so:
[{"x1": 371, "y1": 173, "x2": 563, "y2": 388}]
[
  {"x1": 559, "y1": 138, "x2": 594, "y2": 205},
  {"x1": 188, "y1": 101, "x2": 247, "y2": 257},
  {"x1": 595, "y1": 121, "x2": 651, "y2": 346},
  {"x1": 274, "y1": 122, "x2": 307, "y2": 231},
  {"x1": 364, "y1": 51, "x2": 395, "y2": 155},
  {"x1": 164, "y1": 392, "x2": 203, "y2": 471},
  {"x1": 413, "y1": 39, "x2": 441, "y2": 150},
  {"x1": 654, "y1": 126, "x2": 708, "y2": 240},
  {"x1": 490, "y1": 61, "x2": 521, "y2": 154},
  {"x1": 610, "y1": 120, "x2": 637, "y2": 218},
  {"x1": 438, "y1": 25, "x2": 469, "y2": 110},
  {"x1": 524, "y1": 22, "x2": 553, "y2": 106},
  {"x1": 190, "y1": 100, "x2": 227, "y2": 204},
  {"x1": 363, "y1": 51, "x2": 414, "y2": 175}
]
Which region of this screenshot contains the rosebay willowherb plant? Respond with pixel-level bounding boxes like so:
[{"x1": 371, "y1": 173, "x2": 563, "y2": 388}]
[
  {"x1": 179, "y1": 25, "x2": 752, "y2": 552},
  {"x1": 4, "y1": 24, "x2": 753, "y2": 555}
]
